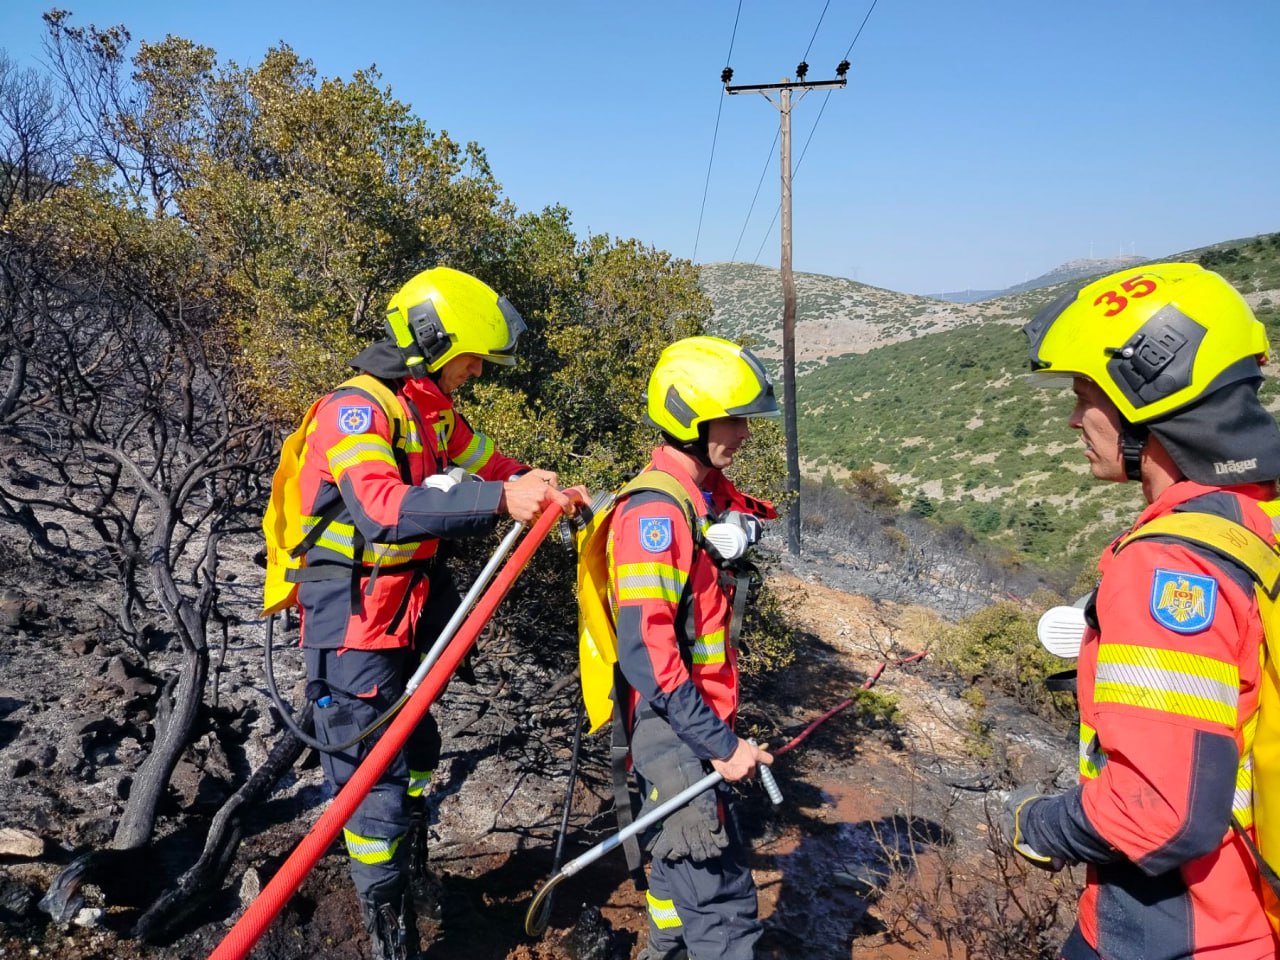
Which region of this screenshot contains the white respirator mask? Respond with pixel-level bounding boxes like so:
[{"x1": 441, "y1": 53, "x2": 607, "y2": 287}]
[
  {"x1": 701, "y1": 511, "x2": 763, "y2": 565},
  {"x1": 1036, "y1": 595, "x2": 1091, "y2": 659},
  {"x1": 421, "y1": 466, "x2": 474, "y2": 492}
]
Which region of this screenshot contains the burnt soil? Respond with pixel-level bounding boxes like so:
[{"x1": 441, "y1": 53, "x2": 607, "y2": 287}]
[{"x1": 0, "y1": 532, "x2": 1078, "y2": 960}]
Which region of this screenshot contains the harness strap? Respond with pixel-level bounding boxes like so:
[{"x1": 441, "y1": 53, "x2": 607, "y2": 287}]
[
  {"x1": 287, "y1": 564, "x2": 364, "y2": 584},
  {"x1": 1118, "y1": 512, "x2": 1280, "y2": 598},
  {"x1": 289, "y1": 498, "x2": 348, "y2": 559},
  {"x1": 1233, "y1": 818, "x2": 1280, "y2": 902},
  {"x1": 385, "y1": 561, "x2": 435, "y2": 637},
  {"x1": 349, "y1": 527, "x2": 366, "y2": 614},
  {"x1": 610, "y1": 665, "x2": 647, "y2": 890},
  {"x1": 725, "y1": 565, "x2": 754, "y2": 652},
  {"x1": 284, "y1": 557, "x2": 438, "y2": 584}
]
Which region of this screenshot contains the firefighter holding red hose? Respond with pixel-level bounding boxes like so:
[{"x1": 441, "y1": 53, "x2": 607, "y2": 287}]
[{"x1": 273, "y1": 266, "x2": 578, "y2": 959}]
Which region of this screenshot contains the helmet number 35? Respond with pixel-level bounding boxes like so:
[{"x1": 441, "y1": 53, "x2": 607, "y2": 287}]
[{"x1": 1093, "y1": 275, "x2": 1159, "y2": 317}]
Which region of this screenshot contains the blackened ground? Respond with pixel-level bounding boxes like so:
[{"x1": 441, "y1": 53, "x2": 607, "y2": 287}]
[{"x1": 0, "y1": 525, "x2": 1076, "y2": 959}]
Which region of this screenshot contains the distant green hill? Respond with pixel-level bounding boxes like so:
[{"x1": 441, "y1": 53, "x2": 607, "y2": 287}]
[{"x1": 704, "y1": 233, "x2": 1280, "y2": 571}]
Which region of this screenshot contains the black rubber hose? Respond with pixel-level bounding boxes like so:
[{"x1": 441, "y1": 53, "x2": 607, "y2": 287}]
[
  {"x1": 527, "y1": 691, "x2": 587, "y2": 936},
  {"x1": 552, "y1": 695, "x2": 587, "y2": 869},
  {"x1": 263, "y1": 613, "x2": 407, "y2": 753}
]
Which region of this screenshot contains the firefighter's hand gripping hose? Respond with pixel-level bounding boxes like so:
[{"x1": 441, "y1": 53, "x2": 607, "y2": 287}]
[
  {"x1": 207, "y1": 496, "x2": 580, "y2": 960},
  {"x1": 524, "y1": 650, "x2": 927, "y2": 937}
]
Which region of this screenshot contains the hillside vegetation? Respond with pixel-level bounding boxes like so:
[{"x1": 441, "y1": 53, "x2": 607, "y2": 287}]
[
  {"x1": 705, "y1": 233, "x2": 1280, "y2": 574},
  {"x1": 700, "y1": 262, "x2": 1054, "y2": 365}
]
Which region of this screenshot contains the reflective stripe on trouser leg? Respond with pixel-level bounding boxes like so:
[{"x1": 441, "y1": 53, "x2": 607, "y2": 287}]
[
  {"x1": 344, "y1": 828, "x2": 402, "y2": 865},
  {"x1": 345, "y1": 780, "x2": 411, "y2": 898},
  {"x1": 643, "y1": 864, "x2": 685, "y2": 960},
  {"x1": 646, "y1": 890, "x2": 682, "y2": 930},
  {"x1": 405, "y1": 709, "x2": 441, "y2": 798},
  {"x1": 647, "y1": 801, "x2": 761, "y2": 960},
  {"x1": 407, "y1": 769, "x2": 432, "y2": 798}
]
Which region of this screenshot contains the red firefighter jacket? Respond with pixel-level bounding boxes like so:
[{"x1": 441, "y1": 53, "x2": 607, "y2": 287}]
[
  {"x1": 1021, "y1": 480, "x2": 1280, "y2": 960},
  {"x1": 296, "y1": 365, "x2": 527, "y2": 651},
  {"x1": 608, "y1": 446, "x2": 758, "y2": 763}
]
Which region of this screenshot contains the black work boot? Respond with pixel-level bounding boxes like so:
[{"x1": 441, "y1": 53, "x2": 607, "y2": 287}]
[
  {"x1": 406, "y1": 808, "x2": 443, "y2": 923},
  {"x1": 358, "y1": 886, "x2": 421, "y2": 960}
]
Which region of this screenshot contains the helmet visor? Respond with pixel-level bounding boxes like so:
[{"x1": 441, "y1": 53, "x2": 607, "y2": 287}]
[
  {"x1": 1025, "y1": 371, "x2": 1075, "y2": 390},
  {"x1": 484, "y1": 297, "x2": 526, "y2": 366},
  {"x1": 725, "y1": 346, "x2": 783, "y2": 418}
]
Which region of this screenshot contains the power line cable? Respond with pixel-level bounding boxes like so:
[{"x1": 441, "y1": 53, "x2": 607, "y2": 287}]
[
  {"x1": 752, "y1": 0, "x2": 880, "y2": 265},
  {"x1": 801, "y1": 0, "x2": 832, "y2": 62},
  {"x1": 729, "y1": 128, "x2": 780, "y2": 263},
  {"x1": 692, "y1": 0, "x2": 744, "y2": 263},
  {"x1": 797, "y1": 0, "x2": 880, "y2": 174},
  {"x1": 750, "y1": 200, "x2": 783, "y2": 267},
  {"x1": 841, "y1": 0, "x2": 880, "y2": 61},
  {"x1": 729, "y1": 0, "x2": 829, "y2": 263},
  {"x1": 746, "y1": 83, "x2": 837, "y2": 265}
]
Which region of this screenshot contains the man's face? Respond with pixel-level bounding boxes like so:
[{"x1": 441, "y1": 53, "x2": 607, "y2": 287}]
[
  {"x1": 706, "y1": 416, "x2": 751, "y2": 470},
  {"x1": 1069, "y1": 377, "x2": 1126, "y2": 482},
  {"x1": 436, "y1": 353, "x2": 483, "y2": 396}
]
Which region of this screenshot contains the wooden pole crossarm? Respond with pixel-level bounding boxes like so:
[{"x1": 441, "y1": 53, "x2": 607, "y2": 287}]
[{"x1": 724, "y1": 78, "x2": 846, "y2": 95}]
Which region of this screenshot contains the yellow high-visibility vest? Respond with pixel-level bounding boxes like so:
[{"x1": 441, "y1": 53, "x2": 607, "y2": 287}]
[{"x1": 261, "y1": 374, "x2": 413, "y2": 615}]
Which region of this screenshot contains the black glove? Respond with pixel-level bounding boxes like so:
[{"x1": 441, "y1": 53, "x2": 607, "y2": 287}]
[
  {"x1": 999, "y1": 785, "x2": 1065, "y2": 872},
  {"x1": 630, "y1": 715, "x2": 729, "y2": 864},
  {"x1": 650, "y1": 794, "x2": 729, "y2": 863}
]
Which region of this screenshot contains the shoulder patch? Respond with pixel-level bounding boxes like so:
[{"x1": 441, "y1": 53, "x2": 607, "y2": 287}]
[
  {"x1": 638, "y1": 516, "x2": 673, "y2": 553},
  {"x1": 1149, "y1": 568, "x2": 1218, "y2": 634},
  {"x1": 337, "y1": 405, "x2": 373, "y2": 435}
]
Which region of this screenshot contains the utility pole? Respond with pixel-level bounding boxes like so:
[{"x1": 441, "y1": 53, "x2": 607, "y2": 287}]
[{"x1": 725, "y1": 63, "x2": 847, "y2": 556}]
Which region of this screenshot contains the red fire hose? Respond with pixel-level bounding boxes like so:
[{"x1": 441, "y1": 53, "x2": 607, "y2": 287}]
[
  {"x1": 774, "y1": 650, "x2": 927, "y2": 757},
  {"x1": 207, "y1": 500, "x2": 575, "y2": 960}
]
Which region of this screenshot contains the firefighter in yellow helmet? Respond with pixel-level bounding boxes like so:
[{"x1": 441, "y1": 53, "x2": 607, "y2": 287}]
[
  {"x1": 280, "y1": 266, "x2": 581, "y2": 959},
  {"x1": 608, "y1": 336, "x2": 779, "y2": 960},
  {"x1": 1008, "y1": 263, "x2": 1280, "y2": 959}
]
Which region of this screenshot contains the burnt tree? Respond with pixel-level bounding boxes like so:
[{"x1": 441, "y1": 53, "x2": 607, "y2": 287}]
[{"x1": 0, "y1": 204, "x2": 270, "y2": 850}]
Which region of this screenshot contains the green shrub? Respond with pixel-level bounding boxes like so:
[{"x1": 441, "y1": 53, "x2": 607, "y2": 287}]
[
  {"x1": 850, "y1": 688, "x2": 902, "y2": 729},
  {"x1": 739, "y1": 575, "x2": 800, "y2": 681},
  {"x1": 910, "y1": 494, "x2": 937, "y2": 518},
  {"x1": 845, "y1": 467, "x2": 902, "y2": 509},
  {"x1": 931, "y1": 601, "x2": 1066, "y2": 716},
  {"x1": 960, "y1": 686, "x2": 993, "y2": 758}
]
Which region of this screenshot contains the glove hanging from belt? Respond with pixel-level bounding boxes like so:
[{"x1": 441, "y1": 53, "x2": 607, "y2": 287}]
[{"x1": 650, "y1": 798, "x2": 729, "y2": 863}]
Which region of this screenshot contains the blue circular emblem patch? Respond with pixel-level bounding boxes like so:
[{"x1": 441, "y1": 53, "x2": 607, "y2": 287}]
[
  {"x1": 639, "y1": 516, "x2": 673, "y2": 553},
  {"x1": 338, "y1": 405, "x2": 373, "y2": 435}
]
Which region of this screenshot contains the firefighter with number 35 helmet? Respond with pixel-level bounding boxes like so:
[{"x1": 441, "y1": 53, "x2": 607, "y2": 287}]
[
  {"x1": 611, "y1": 336, "x2": 780, "y2": 960},
  {"x1": 1009, "y1": 263, "x2": 1280, "y2": 960}
]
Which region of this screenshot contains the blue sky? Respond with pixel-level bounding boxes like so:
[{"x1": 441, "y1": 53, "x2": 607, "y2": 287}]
[{"x1": 2, "y1": 1, "x2": 1277, "y2": 294}]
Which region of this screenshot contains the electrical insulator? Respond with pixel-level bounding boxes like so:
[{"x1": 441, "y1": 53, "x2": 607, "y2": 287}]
[
  {"x1": 836, "y1": 59, "x2": 850, "y2": 78},
  {"x1": 795, "y1": 61, "x2": 809, "y2": 81},
  {"x1": 721, "y1": 66, "x2": 734, "y2": 85}
]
